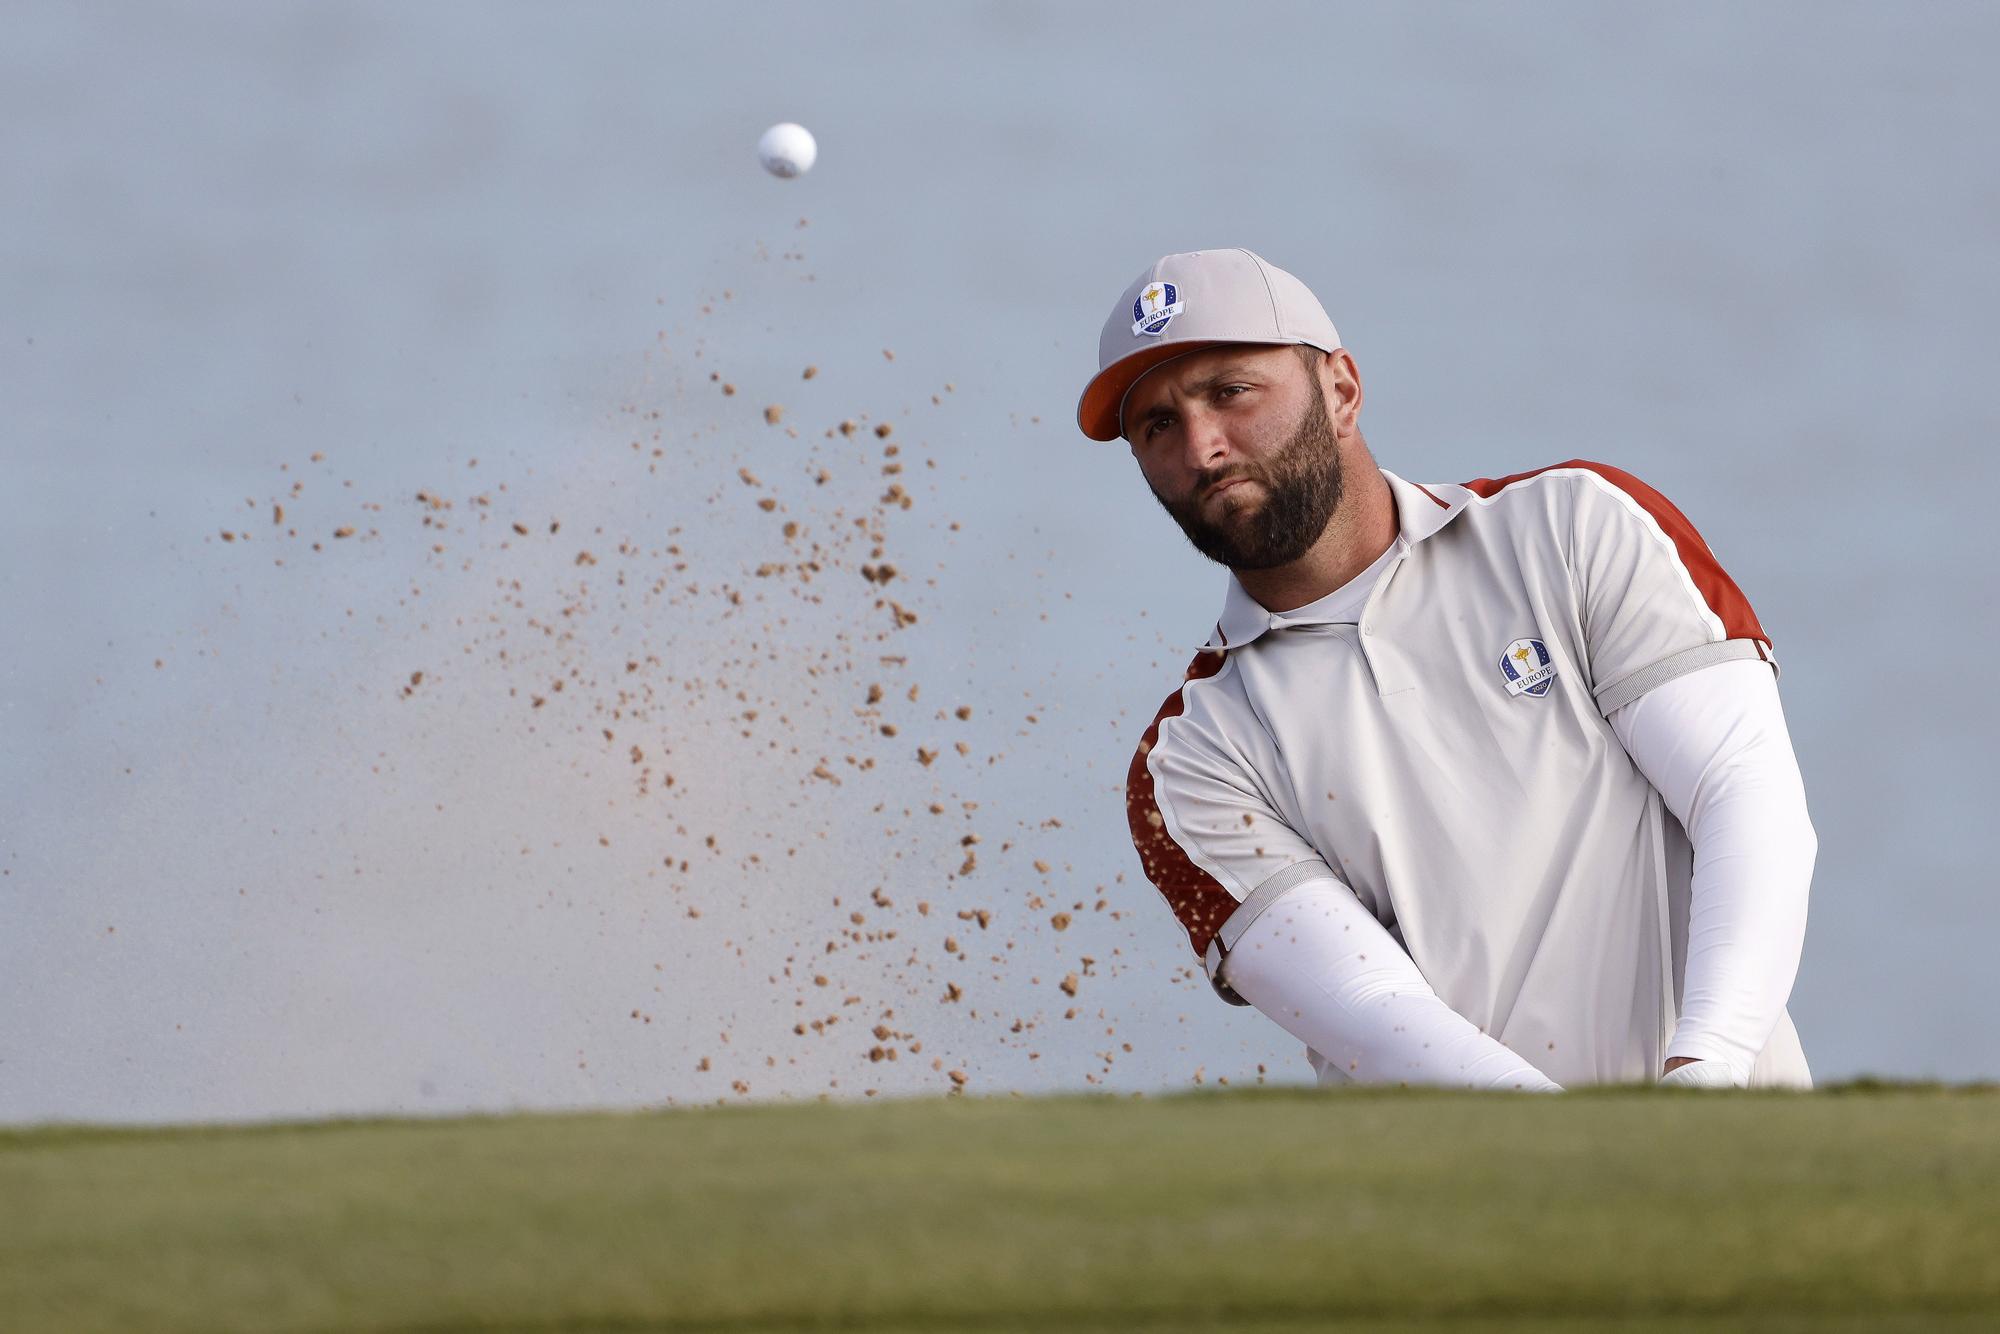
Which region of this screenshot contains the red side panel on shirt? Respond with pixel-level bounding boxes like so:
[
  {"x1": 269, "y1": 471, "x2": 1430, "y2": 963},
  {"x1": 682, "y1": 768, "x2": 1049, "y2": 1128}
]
[
  {"x1": 1126, "y1": 644, "x2": 1239, "y2": 960},
  {"x1": 1462, "y1": 459, "x2": 1771, "y2": 654}
]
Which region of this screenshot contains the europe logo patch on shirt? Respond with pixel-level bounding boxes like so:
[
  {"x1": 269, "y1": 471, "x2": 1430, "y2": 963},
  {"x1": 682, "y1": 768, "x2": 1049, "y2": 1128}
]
[
  {"x1": 1131, "y1": 282, "x2": 1184, "y2": 336},
  {"x1": 1499, "y1": 637, "x2": 1557, "y2": 698}
]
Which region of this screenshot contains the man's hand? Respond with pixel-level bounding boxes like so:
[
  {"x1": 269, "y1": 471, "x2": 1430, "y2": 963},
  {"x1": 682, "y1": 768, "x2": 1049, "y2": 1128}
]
[{"x1": 1658, "y1": 1058, "x2": 1741, "y2": 1088}]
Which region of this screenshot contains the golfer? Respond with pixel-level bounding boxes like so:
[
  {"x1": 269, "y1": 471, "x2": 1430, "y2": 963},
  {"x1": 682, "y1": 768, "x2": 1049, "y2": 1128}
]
[{"x1": 1084, "y1": 249, "x2": 1815, "y2": 1089}]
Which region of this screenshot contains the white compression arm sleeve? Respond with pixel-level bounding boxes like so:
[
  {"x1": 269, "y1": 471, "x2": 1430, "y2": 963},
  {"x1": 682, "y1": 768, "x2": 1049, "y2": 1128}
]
[
  {"x1": 1608, "y1": 658, "x2": 1816, "y2": 1082},
  {"x1": 1220, "y1": 876, "x2": 1563, "y2": 1091}
]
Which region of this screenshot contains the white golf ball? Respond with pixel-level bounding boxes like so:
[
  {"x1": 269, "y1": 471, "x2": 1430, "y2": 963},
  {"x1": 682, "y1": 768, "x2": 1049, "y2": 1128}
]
[{"x1": 758, "y1": 122, "x2": 817, "y2": 179}]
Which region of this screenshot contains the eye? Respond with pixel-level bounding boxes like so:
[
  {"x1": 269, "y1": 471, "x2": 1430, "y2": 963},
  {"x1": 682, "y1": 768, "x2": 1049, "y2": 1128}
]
[
  {"x1": 1143, "y1": 415, "x2": 1173, "y2": 440},
  {"x1": 1217, "y1": 384, "x2": 1248, "y2": 400}
]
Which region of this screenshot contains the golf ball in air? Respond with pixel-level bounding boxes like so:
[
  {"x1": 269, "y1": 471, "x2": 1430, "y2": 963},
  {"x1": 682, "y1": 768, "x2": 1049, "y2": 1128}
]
[{"x1": 758, "y1": 122, "x2": 817, "y2": 178}]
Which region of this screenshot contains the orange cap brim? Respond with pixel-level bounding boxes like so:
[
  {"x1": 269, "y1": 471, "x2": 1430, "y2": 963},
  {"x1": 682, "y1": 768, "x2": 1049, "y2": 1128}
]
[{"x1": 1074, "y1": 340, "x2": 1232, "y2": 442}]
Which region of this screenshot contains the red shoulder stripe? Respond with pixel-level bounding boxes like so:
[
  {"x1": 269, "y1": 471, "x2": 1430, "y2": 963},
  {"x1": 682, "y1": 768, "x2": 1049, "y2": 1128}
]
[
  {"x1": 1462, "y1": 459, "x2": 1770, "y2": 653},
  {"x1": 1125, "y1": 646, "x2": 1239, "y2": 960}
]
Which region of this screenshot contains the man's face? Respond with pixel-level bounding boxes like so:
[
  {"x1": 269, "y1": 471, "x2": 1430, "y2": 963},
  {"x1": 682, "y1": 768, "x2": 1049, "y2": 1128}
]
[{"x1": 1124, "y1": 344, "x2": 1345, "y2": 571}]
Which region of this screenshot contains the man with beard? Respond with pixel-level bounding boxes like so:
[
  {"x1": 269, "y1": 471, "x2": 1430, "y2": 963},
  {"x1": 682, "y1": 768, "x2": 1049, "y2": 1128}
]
[{"x1": 1081, "y1": 249, "x2": 1816, "y2": 1090}]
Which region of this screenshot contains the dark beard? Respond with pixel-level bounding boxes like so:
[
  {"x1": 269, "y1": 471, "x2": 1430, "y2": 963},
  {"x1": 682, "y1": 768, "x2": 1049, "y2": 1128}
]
[{"x1": 1151, "y1": 374, "x2": 1345, "y2": 571}]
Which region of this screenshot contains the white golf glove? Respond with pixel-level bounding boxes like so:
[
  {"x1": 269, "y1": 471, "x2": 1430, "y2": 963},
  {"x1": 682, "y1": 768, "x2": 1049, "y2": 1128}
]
[{"x1": 1657, "y1": 1060, "x2": 1743, "y2": 1089}]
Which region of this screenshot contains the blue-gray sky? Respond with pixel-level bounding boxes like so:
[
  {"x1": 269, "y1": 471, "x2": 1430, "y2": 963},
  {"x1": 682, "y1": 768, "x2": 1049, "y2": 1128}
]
[{"x1": 5, "y1": 2, "x2": 1996, "y2": 1124}]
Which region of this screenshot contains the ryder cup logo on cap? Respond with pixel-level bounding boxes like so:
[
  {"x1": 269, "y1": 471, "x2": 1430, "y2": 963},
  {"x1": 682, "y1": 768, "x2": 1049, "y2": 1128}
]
[
  {"x1": 1498, "y1": 638, "x2": 1558, "y2": 698},
  {"x1": 1131, "y1": 282, "x2": 1184, "y2": 337}
]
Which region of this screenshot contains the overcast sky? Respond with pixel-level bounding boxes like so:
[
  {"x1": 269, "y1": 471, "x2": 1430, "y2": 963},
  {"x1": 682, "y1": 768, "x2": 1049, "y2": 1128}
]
[{"x1": 5, "y1": 2, "x2": 1997, "y2": 1125}]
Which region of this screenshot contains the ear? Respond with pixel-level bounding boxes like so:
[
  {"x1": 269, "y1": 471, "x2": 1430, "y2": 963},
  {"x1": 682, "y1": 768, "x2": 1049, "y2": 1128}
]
[{"x1": 1328, "y1": 349, "x2": 1363, "y2": 425}]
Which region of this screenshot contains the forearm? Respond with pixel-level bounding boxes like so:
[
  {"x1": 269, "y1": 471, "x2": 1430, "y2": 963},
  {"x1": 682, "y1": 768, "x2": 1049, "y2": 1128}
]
[
  {"x1": 1610, "y1": 659, "x2": 1815, "y2": 1081},
  {"x1": 1221, "y1": 877, "x2": 1562, "y2": 1091},
  {"x1": 1667, "y1": 768, "x2": 1815, "y2": 1074}
]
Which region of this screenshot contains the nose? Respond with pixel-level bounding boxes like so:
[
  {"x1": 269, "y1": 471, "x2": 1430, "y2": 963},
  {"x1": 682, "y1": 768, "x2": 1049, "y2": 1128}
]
[{"x1": 1180, "y1": 406, "x2": 1232, "y2": 473}]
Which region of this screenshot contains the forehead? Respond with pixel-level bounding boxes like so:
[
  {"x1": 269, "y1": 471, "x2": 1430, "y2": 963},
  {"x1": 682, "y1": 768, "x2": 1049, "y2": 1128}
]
[{"x1": 1125, "y1": 343, "x2": 1296, "y2": 412}]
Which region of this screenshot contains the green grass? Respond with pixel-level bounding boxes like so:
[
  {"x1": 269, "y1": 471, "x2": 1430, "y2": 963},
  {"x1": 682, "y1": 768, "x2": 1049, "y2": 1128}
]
[{"x1": 4, "y1": 1085, "x2": 1996, "y2": 1332}]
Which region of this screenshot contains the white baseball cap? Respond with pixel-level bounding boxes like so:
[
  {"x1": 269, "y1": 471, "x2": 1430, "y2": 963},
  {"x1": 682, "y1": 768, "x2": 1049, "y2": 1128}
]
[{"x1": 1076, "y1": 248, "x2": 1342, "y2": 442}]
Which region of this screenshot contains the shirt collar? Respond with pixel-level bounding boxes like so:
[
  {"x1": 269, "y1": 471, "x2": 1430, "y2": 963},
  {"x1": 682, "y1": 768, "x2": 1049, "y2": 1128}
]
[{"x1": 1203, "y1": 468, "x2": 1473, "y2": 652}]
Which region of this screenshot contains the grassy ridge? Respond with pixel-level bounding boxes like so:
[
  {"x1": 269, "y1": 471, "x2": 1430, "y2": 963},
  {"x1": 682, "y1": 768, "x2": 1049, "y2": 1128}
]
[{"x1": 4, "y1": 1086, "x2": 1996, "y2": 1332}]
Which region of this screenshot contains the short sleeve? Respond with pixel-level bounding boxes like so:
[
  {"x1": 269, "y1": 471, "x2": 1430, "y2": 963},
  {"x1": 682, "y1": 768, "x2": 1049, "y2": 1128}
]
[
  {"x1": 1566, "y1": 463, "x2": 1776, "y2": 716},
  {"x1": 1126, "y1": 651, "x2": 1332, "y2": 965}
]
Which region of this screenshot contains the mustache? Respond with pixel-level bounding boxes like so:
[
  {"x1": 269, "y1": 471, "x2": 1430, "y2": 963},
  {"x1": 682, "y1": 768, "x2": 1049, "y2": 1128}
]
[{"x1": 1195, "y1": 468, "x2": 1258, "y2": 497}]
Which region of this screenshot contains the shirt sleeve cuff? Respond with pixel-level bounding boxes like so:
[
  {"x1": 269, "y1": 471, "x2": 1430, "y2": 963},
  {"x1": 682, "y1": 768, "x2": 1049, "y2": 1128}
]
[{"x1": 1594, "y1": 638, "x2": 1772, "y2": 715}]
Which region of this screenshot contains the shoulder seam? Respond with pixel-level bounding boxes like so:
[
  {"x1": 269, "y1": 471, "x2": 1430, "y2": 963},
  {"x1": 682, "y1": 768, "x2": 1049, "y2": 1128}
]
[{"x1": 1461, "y1": 462, "x2": 1771, "y2": 652}]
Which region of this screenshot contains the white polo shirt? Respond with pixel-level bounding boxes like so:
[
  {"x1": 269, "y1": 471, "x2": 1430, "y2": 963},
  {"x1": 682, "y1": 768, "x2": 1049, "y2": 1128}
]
[{"x1": 1125, "y1": 461, "x2": 1809, "y2": 1088}]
